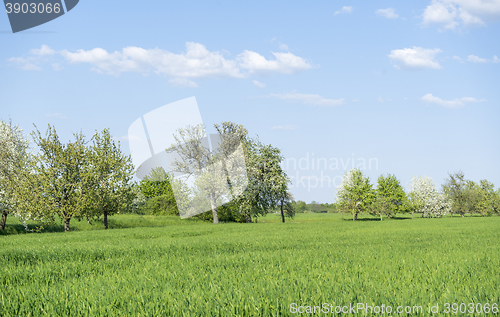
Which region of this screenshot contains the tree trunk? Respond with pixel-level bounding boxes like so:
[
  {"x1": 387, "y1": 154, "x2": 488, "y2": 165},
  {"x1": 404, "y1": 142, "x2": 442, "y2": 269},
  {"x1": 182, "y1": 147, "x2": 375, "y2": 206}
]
[
  {"x1": 104, "y1": 210, "x2": 108, "y2": 229},
  {"x1": 244, "y1": 213, "x2": 252, "y2": 223},
  {"x1": 353, "y1": 213, "x2": 358, "y2": 221},
  {"x1": 64, "y1": 217, "x2": 71, "y2": 232},
  {"x1": 280, "y1": 199, "x2": 285, "y2": 223},
  {"x1": 380, "y1": 214, "x2": 383, "y2": 221},
  {"x1": 209, "y1": 197, "x2": 219, "y2": 224},
  {"x1": 411, "y1": 212, "x2": 414, "y2": 219},
  {"x1": 0, "y1": 210, "x2": 8, "y2": 231}
]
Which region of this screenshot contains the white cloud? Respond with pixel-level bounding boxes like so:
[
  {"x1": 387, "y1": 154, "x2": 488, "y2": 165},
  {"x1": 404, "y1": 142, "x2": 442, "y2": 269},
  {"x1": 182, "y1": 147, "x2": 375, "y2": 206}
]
[
  {"x1": 454, "y1": 54, "x2": 500, "y2": 63},
  {"x1": 7, "y1": 57, "x2": 41, "y2": 71},
  {"x1": 268, "y1": 92, "x2": 345, "y2": 106},
  {"x1": 30, "y1": 45, "x2": 55, "y2": 56},
  {"x1": 45, "y1": 113, "x2": 67, "y2": 119},
  {"x1": 60, "y1": 43, "x2": 244, "y2": 78},
  {"x1": 422, "y1": 0, "x2": 500, "y2": 30},
  {"x1": 389, "y1": 47, "x2": 442, "y2": 70},
  {"x1": 421, "y1": 93, "x2": 485, "y2": 108},
  {"x1": 272, "y1": 125, "x2": 297, "y2": 130},
  {"x1": 253, "y1": 80, "x2": 266, "y2": 88},
  {"x1": 376, "y1": 8, "x2": 399, "y2": 19},
  {"x1": 237, "y1": 51, "x2": 312, "y2": 74},
  {"x1": 335, "y1": 6, "x2": 353, "y2": 15},
  {"x1": 9, "y1": 43, "x2": 314, "y2": 87},
  {"x1": 279, "y1": 43, "x2": 289, "y2": 51},
  {"x1": 168, "y1": 78, "x2": 198, "y2": 88},
  {"x1": 12, "y1": 43, "x2": 312, "y2": 79},
  {"x1": 467, "y1": 54, "x2": 488, "y2": 63}
]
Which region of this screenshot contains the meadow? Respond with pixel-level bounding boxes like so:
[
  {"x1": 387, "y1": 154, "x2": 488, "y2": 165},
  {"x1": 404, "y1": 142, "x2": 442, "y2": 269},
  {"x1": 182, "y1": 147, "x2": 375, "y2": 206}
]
[{"x1": 1, "y1": 213, "x2": 499, "y2": 316}]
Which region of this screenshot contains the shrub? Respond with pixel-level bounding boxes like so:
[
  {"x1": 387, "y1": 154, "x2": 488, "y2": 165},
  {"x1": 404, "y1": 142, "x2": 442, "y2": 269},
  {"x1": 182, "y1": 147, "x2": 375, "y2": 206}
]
[{"x1": 142, "y1": 195, "x2": 179, "y2": 216}]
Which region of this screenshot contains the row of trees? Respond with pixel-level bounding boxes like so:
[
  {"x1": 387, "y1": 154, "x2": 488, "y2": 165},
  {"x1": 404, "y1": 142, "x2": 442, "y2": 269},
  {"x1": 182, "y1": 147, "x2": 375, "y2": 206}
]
[
  {"x1": 135, "y1": 122, "x2": 294, "y2": 224},
  {"x1": 292, "y1": 201, "x2": 336, "y2": 213},
  {"x1": 0, "y1": 119, "x2": 294, "y2": 232},
  {"x1": 336, "y1": 169, "x2": 500, "y2": 221},
  {"x1": 0, "y1": 120, "x2": 135, "y2": 231}
]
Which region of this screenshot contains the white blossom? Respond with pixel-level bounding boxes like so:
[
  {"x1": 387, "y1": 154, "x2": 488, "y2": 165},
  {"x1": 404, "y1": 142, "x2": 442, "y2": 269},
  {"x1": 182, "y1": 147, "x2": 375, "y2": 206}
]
[{"x1": 408, "y1": 176, "x2": 451, "y2": 218}]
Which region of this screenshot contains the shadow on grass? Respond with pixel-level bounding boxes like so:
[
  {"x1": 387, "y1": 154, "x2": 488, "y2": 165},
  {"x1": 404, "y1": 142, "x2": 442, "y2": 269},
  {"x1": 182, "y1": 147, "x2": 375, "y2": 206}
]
[
  {"x1": 341, "y1": 216, "x2": 411, "y2": 222},
  {"x1": 0, "y1": 218, "x2": 125, "y2": 235},
  {"x1": 1, "y1": 214, "x2": 203, "y2": 236},
  {"x1": 0, "y1": 223, "x2": 66, "y2": 235}
]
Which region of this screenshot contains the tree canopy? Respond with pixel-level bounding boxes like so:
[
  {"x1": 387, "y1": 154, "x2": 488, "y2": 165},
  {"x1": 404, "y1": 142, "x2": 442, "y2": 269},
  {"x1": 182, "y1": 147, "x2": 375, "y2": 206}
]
[{"x1": 336, "y1": 168, "x2": 374, "y2": 221}]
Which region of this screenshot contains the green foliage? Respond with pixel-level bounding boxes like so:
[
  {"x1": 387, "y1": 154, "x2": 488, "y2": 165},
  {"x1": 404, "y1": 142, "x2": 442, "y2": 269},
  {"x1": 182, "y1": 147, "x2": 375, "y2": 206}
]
[
  {"x1": 368, "y1": 195, "x2": 393, "y2": 220},
  {"x1": 194, "y1": 202, "x2": 246, "y2": 223},
  {"x1": 296, "y1": 200, "x2": 307, "y2": 213},
  {"x1": 336, "y1": 168, "x2": 375, "y2": 221},
  {"x1": 141, "y1": 195, "x2": 179, "y2": 216},
  {"x1": 442, "y1": 171, "x2": 468, "y2": 216},
  {"x1": 466, "y1": 179, "x2": 497, "y2": 217},
  {"x1": 235, "y1": 136, "x2": 290, "y2": 222},
  {"x1": 86, "y1": 128, "x2": 136, "y2": 228},
  {"x1": 138, "y1": 167, "x2": 178, "y2": 216},
  {"x1": 13, "y1": 125, "x2": 95, "y2": 231},
  {"x1": 278, "y1": 191, "x2": 295, "y2": 222},
  {"x1": 166, "y1": 122, "x2": 251, "y2": 224},
  {"x1": 139, "y1": 176, "x2": 174, "y2": 199},
  {"x1": 11, "y1": 125, "x2": 136, "y2": 231},
  {"x1": 139, "y1": 168, "x2": 173, "y2": 197},
  {"x1": 130, "y1": 185, "x2": 147, "y2": 214},
  {"x1": 402, "y1": 191, "x2": 423, "y2": 219},
  {"x1": 376, "y1": 173, "x2": 406, "y2": 215},
  {"x1": 443, "y1": 171, "x2": 499, "y2": 217},
  {"x1": 1, "y1": 215, "x2": 499, "y2": 315}
]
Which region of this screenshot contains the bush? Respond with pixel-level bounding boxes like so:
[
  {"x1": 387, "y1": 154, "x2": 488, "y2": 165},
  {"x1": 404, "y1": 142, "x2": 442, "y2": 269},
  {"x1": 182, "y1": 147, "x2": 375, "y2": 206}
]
[
  {"x1": 195, "y1": 202, "x2": 247, "y2": 223},
  {"x1": 142, "y1": 195, "x2": 179, "y2": 216}
]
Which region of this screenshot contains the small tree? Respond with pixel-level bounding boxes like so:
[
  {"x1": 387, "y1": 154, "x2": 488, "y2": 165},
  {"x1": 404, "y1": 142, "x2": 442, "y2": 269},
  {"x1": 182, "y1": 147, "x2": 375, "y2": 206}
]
[
  {"x1": 474, "y1": 180, "x2": 496, "y2": 217},
  {"x1": 167, "y1": 123, "x2": 248, "y2": 223},
  {"x1": 87, "y1": 129, "x2": 135, "y2": 229},
  {"x1": 0, "y1": 120, "x2": 30, "y2": 231},
  {"x1": 278, "y1": 191, "x2": 295, "y2": 223},
  {"x1": 336, "y1": 169, "x2": 374, "y2": 221},
  {"x1": 375, "y1": 174, "x2": 406, "y2": 217},
  {"x1": 138, "y1": 167, "x2": 178, "y2": 216},
  {"x1": 368, "y1": 195, "x2": 393, "y2": 221},
  {"x1": 463, "y1": 180, "x2": 482, "y2": 216},
  {"x1": 403, "y1": 191, "x2": 423, "y2": 219},
  {"x1": 14, "y1": 125, "x2": 94, "y2": 231},
  {"x1": 166, "y1": 124, "x2": 221, "y2": 223},
  {"x1": 494, "y1": 189, "x2": 500, "y2": 215},
  {"x1": 408, "y1": 176, "x2": 450, "y2": 218},
  {"x1": 442, "y1": 171, "x2": 468, "y2": 217},
  {"x1": 234, "y1": 137, "x2": 289, "y2": 222}
]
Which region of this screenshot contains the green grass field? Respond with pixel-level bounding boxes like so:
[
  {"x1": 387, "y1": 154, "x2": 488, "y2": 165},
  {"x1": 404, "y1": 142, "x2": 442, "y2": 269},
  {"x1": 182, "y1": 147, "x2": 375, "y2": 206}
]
[{"x1": 1, "y1": 214, "x2": 499, "y2": 316}]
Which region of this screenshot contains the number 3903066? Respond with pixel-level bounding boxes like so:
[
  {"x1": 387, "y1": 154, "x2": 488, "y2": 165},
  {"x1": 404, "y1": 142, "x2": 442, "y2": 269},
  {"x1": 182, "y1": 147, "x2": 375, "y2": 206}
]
[{"x1": 5, "y1": 3, "x2": 61, "y2": 14}]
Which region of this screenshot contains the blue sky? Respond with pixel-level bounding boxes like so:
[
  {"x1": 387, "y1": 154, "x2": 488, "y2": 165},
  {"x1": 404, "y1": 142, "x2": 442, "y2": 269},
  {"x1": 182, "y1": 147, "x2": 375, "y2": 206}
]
[{"x1": 1, "y1": 0, "x2": 499, "y2": 203}]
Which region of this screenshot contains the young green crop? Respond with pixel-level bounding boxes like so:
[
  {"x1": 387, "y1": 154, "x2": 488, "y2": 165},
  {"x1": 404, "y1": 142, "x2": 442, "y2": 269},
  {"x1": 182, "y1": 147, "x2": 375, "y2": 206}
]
[{"x1": 1, "y1": 214, "x2": 499, "y2": 316}]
